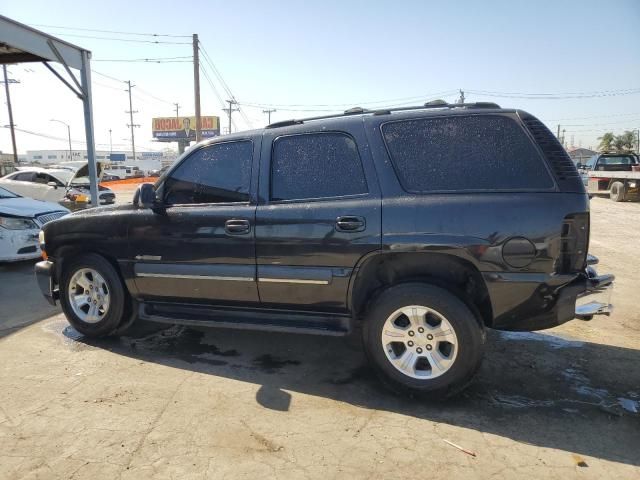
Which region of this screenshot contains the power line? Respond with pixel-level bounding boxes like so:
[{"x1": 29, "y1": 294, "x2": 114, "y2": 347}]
[
  {"x1": 47, "y1": 32, "x2": 191, "y2": 45},
  {"x1": 198, "y1": 42, "x2": 252, "y2": 129},
  {"x1": 199, "y1": 65, "x2": 237, "y2": 131},
  {"x1": 467, "y1": 87, "x2": 640, "y2": 100},
  {"x1": 237, "y1": 89, "x2": 459, "y2": 108},
  {"x1": 93, "y1": 57, "x2": 192, "y2": 63},
  {"x1": 30, "y1": 23, "x2": 191, "y2": 38}
]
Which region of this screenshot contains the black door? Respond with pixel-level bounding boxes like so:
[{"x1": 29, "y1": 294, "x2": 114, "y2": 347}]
[
  {"x1": 255, "y1": 125, "x2": 382, "y2": 312},
  {"x1": 128, "y1": 139, "x2": 260, "y2": 304}
]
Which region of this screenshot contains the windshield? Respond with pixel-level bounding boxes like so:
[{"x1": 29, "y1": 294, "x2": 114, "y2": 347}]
[
  {"x1": 47, "y1": 170, "x2": 74, "y2": 185},
  {"x1": 598, "y1": 155, "x2": 638, "y2": 166},
  {"x1": 0, "y1": 186, "x2": 20, "y2": 198}
]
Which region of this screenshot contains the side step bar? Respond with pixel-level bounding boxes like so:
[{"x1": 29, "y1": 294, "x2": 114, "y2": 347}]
[{"x1": 138, "y1": 302, "x2": 351, "y2": 336}]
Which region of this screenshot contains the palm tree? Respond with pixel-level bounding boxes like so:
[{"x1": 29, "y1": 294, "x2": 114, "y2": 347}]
[
  {"x1": 597, "y1": 132, "x2": 615, "y2": 152},
  {"x1": 616, "y1": 131, "x2": 636, "y2": 152}
]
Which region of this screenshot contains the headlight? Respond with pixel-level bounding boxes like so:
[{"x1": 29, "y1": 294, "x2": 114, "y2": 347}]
[{"x1": 0, "y1": 215, "x2": 38, "y2": 230}]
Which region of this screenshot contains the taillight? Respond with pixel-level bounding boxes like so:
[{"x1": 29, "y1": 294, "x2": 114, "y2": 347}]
[{"x1": 558, "y1": 213, "x2": 589, "y2": 273}]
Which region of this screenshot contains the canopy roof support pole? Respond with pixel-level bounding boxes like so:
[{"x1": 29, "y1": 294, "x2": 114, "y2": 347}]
[{"x1": 79, "y1": 51, "x2": 98, "y2": 206}]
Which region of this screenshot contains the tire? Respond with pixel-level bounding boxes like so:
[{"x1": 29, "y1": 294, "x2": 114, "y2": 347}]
[
  {"x1": 59, "y1": 253, "x2": 127, "y2": 337},
  {"x1": 610, "y1": 182, "x2": 626, "y2": 202},
  {"x1": 362, "y1": 283, "x2": 485, "y2": 399}
]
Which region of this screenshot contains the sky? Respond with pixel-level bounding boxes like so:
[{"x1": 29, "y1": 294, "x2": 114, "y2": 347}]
[{"x1": 2, "y1": 0, "x2": 640, "y2": 155}]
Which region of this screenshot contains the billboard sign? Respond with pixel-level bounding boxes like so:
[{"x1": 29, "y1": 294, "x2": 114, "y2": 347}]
[
  {"x1": 109, "y1": 153, "x2": 126, "y2": 162},
  {"x1": 152, "y1": 116, "x2": 220, "y2": 141}
]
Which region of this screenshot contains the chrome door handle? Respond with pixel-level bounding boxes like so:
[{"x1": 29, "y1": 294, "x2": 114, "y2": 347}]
[
  {"x1": 225, "y1": 219, "x2": 250, "y2": 234},
  {"x1": 335, "y1": 216, "x2": 366, "y2": 232}
]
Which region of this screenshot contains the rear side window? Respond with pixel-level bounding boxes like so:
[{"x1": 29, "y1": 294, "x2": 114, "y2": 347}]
[
  {"x1": 382, "y1": 115, "x2": 555, "y2": 192},
  {"x1": 271, "y1": 132, "x2": 367, "y2": 201}
]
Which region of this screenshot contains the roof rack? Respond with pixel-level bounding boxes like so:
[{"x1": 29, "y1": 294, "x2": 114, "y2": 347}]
[{"x1": 265, "y1": 100, "x2": 502, "y2": 129}]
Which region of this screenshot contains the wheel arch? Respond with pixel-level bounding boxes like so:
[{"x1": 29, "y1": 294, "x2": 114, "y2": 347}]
[{"x1": 348, "y1": 251, "x2": 493, "y2": 327}]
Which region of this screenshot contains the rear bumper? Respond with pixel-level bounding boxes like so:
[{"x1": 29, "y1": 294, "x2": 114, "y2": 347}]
[
  {"x1": 487, "y1": 255, "x2": 614, "y2": 331},
  {"x1": 574, "y1": 266, "x2": 613, "y2": 319},
  {"x1": 35, "y1": 260, "x2": 58, "y2": 306}
]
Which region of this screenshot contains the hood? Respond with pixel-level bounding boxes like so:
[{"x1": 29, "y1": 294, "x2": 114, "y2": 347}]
[
  {"x1": 0, "y1": 196, "x2": 69, "y2": 218},
  {"x1": 69, "y1": 161, "x2": 104, "y2": 186}
]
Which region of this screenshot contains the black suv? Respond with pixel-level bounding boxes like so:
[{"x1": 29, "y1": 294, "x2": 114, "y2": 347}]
[{"x1": 36, "y1": 102, "x2": 614, "y2": 398}]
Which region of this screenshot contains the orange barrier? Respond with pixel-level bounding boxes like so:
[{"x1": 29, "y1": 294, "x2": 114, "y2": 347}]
[{"x1": 101, "y1": 177, "x2": 158, "y2": 190}]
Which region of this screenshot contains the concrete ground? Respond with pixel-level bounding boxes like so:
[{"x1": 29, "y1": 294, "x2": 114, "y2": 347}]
[{"x1": 0, "y1": 197, "x2": 638, "y2": 479}]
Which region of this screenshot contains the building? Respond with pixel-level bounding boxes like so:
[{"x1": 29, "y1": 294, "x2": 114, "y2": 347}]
[
  {"x1": 567, "y1": 147, "x2": 597, "y2": 166},
  {"x1": 21, "y1": 149, "x2": 177, "y2": 173}
]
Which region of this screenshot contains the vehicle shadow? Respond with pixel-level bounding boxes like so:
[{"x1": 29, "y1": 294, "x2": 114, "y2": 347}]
[
  {"x1": 0, "y1": 260, "x2": 60, "y2": 339},
  {"x1": 64, "y1": 321, "x2": 640, "y2": 466}
]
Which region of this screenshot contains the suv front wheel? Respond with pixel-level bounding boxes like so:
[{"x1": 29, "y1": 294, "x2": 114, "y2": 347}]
[
  {"x1": 59, "y1": 253, "x2": 127, "y2": 337},
  {"x1": 363, "y1": 283, "x2": 485, "y2": 399}
]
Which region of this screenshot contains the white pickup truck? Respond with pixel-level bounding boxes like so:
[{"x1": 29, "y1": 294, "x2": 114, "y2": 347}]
[{"x1": 579, "y1": 153, "x2": 640, "y2": 202}]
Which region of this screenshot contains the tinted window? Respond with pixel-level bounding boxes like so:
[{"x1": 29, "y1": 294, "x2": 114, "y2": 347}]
[
  {"x1": 383, "y1": 115, "x2": 555, "y2": 192},
  {"x1": 12, "y1": 172, "x2": 35, "y2": 182},
  {"x1": 271, "y1": 133, "x2": 367, "y2": 201},
  {"x1": 164, "y1": 141, "x2": 252, "y2": 204}
]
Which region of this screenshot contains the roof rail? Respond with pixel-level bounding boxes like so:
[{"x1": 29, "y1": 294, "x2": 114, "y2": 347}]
[{"x1": 265, "y1": 101, "x2": 502, "y2": 129}]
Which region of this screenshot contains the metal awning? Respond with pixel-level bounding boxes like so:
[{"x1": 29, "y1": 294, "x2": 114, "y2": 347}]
[{"x1": 0, "y1": 14, "x2": 99, "y2": 205}]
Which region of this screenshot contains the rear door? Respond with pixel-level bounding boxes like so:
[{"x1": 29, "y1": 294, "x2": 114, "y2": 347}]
[{"x1": 255, "y1": 121, "x2": 382, "y2": 312}]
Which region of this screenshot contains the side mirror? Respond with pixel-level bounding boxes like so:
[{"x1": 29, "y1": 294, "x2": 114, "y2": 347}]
[
  {"x1": 47, "y1": 181, "x2": 59, "y2": 189},
  {"x1": 133, "y1": 183, "x2": 158, "y2": 209}
]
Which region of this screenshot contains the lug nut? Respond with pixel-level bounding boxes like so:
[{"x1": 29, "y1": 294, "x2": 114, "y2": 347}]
[
  {"x1": 418, "y1": 327, "x2": 424, "y2": 333},
  {"x1": 408, "y1": 341, "x2": 414, "y2": 347},
  {"x1": 408, "y1": 331, "x2": 415, "y2": 337},
  {"x1": 416, "y1": 347, "x2": 423, "y2": 354},
  {"x1": 427, "y1": 334, "x2": 433, "y2": 340},
  {"x1": 426, "y1": 345, "x2": 433, "y2": 351}
]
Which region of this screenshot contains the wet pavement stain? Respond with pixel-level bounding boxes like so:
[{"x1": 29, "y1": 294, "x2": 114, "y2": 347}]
[{"x1": 252, "y1": 354, "x2": 300, "y2": 374}]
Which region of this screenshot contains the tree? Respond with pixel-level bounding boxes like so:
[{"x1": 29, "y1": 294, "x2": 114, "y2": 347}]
[
  {"x1": 597, "y1": 132, "x2": 615, "y2": 152},
  {"x1": 616, "y1": 131, "x2": 636, "y2": 153}
]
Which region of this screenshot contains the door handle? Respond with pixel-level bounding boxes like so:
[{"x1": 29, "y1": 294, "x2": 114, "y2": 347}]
[
  {"x1": 335, "y1": 216, "x2": 366, "y2": 232},
  {"x1": 225, "y1": 219, "x2": 251, "y2": 235}
]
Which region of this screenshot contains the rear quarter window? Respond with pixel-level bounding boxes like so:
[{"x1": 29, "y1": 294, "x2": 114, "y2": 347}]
[{"x1": 382, "y1": 115, "x2": 555, "y2": 192}]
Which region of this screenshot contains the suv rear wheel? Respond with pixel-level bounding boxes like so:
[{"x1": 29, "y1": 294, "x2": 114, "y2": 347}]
[
  {"x1": 59, "y1": 253, "x2": 127, "y2": 337},
  {"x1": 363, "y1": 283, "x2": 485, "y2": 399}
]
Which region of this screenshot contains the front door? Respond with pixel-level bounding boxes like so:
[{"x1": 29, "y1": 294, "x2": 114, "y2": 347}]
[
  {"x1": 255, "y1": 125, "x2": 382, "y2": 312},
  {"x1": 128, "y1": 139, "x2": 260, "y2": 305}
]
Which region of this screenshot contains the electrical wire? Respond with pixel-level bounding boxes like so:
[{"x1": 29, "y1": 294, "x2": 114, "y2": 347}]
[
  {"x1": 238, "y1": 89, "x2": 459, "y2": 109},
  {"x1": 30, "y1": 23, "x2": 191, "y2": 38},
  {"x1": 467, "y1": 88, "x2": 640, "y2": 100},
  {"x1": 47, "y1": 32, "x2": 191, "y2": 45},
  {"x1": 93, "y1": 56, "x2": 192, "y2": 63},
  {"x1": 199, "y1": 65, "x2": 237, "y2": 131}
]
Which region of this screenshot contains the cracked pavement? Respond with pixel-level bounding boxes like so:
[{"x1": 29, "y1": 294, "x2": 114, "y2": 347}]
[{"x1": 0, "y1": 197, "x2": 638, "y2": 479}]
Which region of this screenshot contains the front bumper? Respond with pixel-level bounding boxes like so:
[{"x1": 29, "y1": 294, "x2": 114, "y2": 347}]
[
  {"x1": 35, "y1": 260, "x2": 58, "y2": 305},
  {"x1": 0, "y1": 227, "x2": 41, "y2": 262}
]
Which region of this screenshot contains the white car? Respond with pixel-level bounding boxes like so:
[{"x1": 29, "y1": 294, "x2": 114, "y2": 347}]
[
  {"x1": 0, "y1": 164, "x2": 116, "y2": 205},
  {"x1": 0, "y1": 185, "x2": 69, "y2": 262}
]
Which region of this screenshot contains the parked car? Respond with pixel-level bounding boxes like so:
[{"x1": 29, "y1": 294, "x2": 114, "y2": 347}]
[
  {"x1": 0, "y1": 164, "x2": 116, "y2": 205},
  {"x1": 578, "y1": 153, "x2": 640, "y2": 201},
  {"x1": 35, "y1": 102, "x2": 613, "y2": 398},
  {"x1": 102, "y1": 164, "x2": 142, "y2": 180},
  {"x1": 0, "y1": 185, "x2": 69, "y2": 262}
]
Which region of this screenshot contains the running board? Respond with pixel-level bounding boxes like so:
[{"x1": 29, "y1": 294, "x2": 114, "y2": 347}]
[{"x1": 138, "y1": 302, "x2": 351, "y2": 336}]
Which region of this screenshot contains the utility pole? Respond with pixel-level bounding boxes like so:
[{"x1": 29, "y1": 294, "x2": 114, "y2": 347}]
[
  {"x1": 174, "y1": 103, "x2": 180, "y2": 119},
  {"x1": 125, "y1": 80, "x2": 140, "y2": 161},
  {"x1": 263, "y1": 108, "x2": 276, "y2": 124},
  {"x1": 108, "y1": 129, "x2": 113, "y2": 158},
  {"x1": 2, "y1": 65, "x2": 18, "y2": 164},
  {"x1": 50, "y1": 119, "x2": 71, "y2": 161},
  {"x1": 223, "y1": 100, "x2": 239, "y2": 134},
  {"x1": 557, "y1": 124, "x2": 561, "y2": 140},
  {"x1": 562, "y1": 129, "x2": 566, "y2": 147},
  {"x1": 192, "y1": 33, "x2": 202, "y2": 142},
  {"x1": 457, "y1": 89, "x2": 465, "y2": 104}
]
